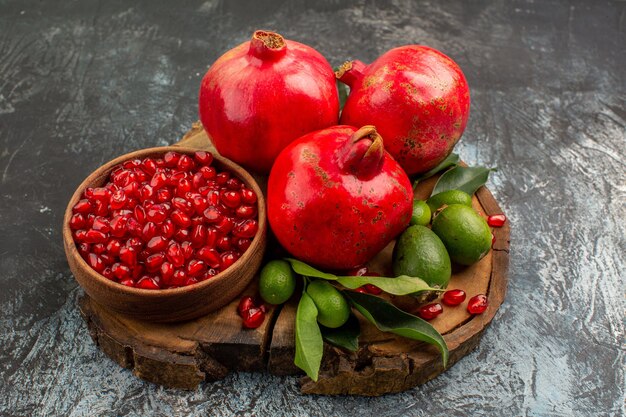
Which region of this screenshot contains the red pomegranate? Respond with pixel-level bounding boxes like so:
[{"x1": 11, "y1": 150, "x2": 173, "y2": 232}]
[
  {"x1": 337, "y1": 46, "x2": 470, "y2": 175},
  {"x1": 199, "y1": 30, "x2": 339, "y2": 174},
  {"x1": 267, "y1": 125, "x2": 413, "y2": 269}
]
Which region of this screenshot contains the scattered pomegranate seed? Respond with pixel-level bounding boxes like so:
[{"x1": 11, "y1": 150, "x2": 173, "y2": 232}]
[
  {"x1": 442, "y1": 289, "x2": 466, "y2": 306},
  {"x1": 237, "y1": 296, "x2": 255, "y2": 317},
  {"x1": 354, "y1": 287, "x2": 368, "y2": 293},
  {"x1": 70, "y1": 151, "x2": 259, "y2": 289},
  {"x1": 242, "y1": 307, "x2": 265, "y2": 329},
  {"x1": 467, "y1": 294, "x2": 488, "y2": 314},
  {"x1": 487, "y1": 214, "x2": 507, "y2": 227},
  {"x1": 417, "y1": 303, "x2": 443, "y2": 320},
  {"x1": 363, "y1": 284, "x2": 382, "y2": 295}
]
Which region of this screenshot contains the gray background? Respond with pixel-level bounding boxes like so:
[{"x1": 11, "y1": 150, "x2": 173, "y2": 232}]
[{"x1": 0, "y1": 0, "x2": 624, "y2": 416}]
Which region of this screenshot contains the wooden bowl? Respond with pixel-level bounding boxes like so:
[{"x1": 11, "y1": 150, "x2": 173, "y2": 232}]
[{"x1": 63, "y1": 146, "x2": 267, "y2": 322}]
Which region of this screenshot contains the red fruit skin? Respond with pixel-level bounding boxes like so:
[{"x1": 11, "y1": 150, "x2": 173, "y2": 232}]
[
  {"x1": 267, "y1": 125, "x2": 413, "y2": 270},
  {"x1": 337, "y1": 46, "x2": 470, "y2": 175},
  {"x1": 199, "y1": 30, "x2": 339, "y2": 173}
]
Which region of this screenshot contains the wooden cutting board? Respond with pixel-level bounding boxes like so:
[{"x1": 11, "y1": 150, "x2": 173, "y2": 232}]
[{"x1": 78, "y1": 122, "x2": 510, "y2": 396}]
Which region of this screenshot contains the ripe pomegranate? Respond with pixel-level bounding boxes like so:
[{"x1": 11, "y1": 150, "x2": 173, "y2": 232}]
[
  {"x1": 70, "y1": 151, "x2": 259, "y2": 289},
  {"x1": 199, "y1": 30, "x2": 339, "y2": 174},
  {"x1": 267, "y1": 125, "x2": 413, "y2": 269},
  {"x1": 337, "y1": 46, "x2": 470, "y2": 175}
]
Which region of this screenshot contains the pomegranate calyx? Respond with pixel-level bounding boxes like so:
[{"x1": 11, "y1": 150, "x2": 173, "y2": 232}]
[
  {"x1": 335, "y1": 60, "x2": 367, "y2": 87},
  {"x1": 338, "y1": 125, "x2": 385, "y2": 180},
  {"x1": 249, "y1": 30, "x2": 287, "y2": 61}
]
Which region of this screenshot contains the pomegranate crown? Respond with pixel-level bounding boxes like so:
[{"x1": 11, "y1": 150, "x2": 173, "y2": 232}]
[
  {"x1": 338, "y1": 125, "x2": 385, "y2": 180},
  {"x1": 249, "y1": 30, "x2": 287, "y2": 61}
]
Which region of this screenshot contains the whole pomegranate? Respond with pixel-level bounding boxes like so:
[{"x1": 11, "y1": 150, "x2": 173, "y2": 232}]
[
  {"x1": 199, "y1": 30, "x2": 339, "y2": 173},
  {"x1": 267, "y1": 125, "x2": 413, "y2": 269},
  {"x1": 337, "y1": 46, "x2": 470, "y2": 175}
]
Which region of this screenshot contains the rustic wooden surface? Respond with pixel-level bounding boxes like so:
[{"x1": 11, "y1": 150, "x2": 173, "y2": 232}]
[
  {"x1": 77, "y1": 125, "x2": 508, "y2": 395},
  {"x1": 1, "y1": 0, "x2": 624, "y2": 415}
]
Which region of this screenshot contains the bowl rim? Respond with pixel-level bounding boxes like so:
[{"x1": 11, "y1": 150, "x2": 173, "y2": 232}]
[{"x1": 62, "y1": 146, "x2": 267, "y2": 297}]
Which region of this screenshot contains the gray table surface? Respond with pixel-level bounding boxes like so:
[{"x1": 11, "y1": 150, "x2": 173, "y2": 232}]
[{"x1": 1, "y1": 0, "x2": 624, "y2": 416}]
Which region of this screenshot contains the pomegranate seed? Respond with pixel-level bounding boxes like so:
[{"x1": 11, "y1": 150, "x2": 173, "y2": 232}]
[
  {"x1": 235, "y1": 238, "x2": 252, "y2": 252},
  {"x1": 237, "y1": 296, "x2": 255, "y2": 317},
  {"x1": 160, "y1": 219, "x2": 175, "y2": 238},
  {"x1": 126, "y1": 217, "x2": 143, "y2": 237},
  {"x1": 137, "y1": 276, "x2": 160, "y2": 290},
  {"x1": 87, "y1": 253, "x2": 105, "y2": 273},
  {"x1": 217, "y1": 235, "x2": 232, "y2": 251},
  {"x1": 191, "y1": 195, "x2": 208, "y2": 215},
  {"x1": 186, "y1": 259, "x2": 206, "y2": 277},
  {"x1": 233, "y1": 219, "x2": 258, "y2": 238},
  {"x1": 240, "y1": 188, "x2": 257, "y2": 204},
  {"x1": 77, "y1": 242, "x2": 91, "y2": 257},
  {"x1": 467, "y1": 294, "x2": 488, "y2": 314},
  {"x1": 73, "y1": 229, "x2": 88, "y2": 243},
  {"x1": 119, "y1": 278, "x2": 134, "y2": 287},
  {"x1": 142, "y1": 158, "x2": 157, "y2": 175},
  {"x1": 225, "y1": 177, "x2": 242, "y2": 190},
  {"x1": 347, "y1": 266, "x2": 369, "y2": 276},
  {"x1": 171, "y1": 269, "x2": 187, "y2": 286},
  {"x1": 221, "y1": 190, "x2": 241, "y2": 208},
  {"x1": 69, "y1": 213, "x2": 87, "y2": 230},
  {"x1": 106, "y1": 239, "x2": 122, "y2": 256},
  {"x1": 487, "y1": 214, "x2": 507, "y2": 227},
  {"x1": 220, "y1": 251, "x2": 239, "y2": 270},
  {"x1": 190, "y1": 224, "x2": 207, "y2": 247},
  {"x1": 194, "y1": 151, "x2": 213, "y2": 166},
  {"x1": 93, "y1": 200, "x2": 108, "y2": 216},
  {"x1": 92, "y1": 243, "x2": 106, "y2": 254},
  {"x1": 156, "y1": 187, "x2": 171, "y2": 202},
  {"x1": 146, "y1": 236, "x2": 168, "y2": 252},
  {"x1": 73, "y1": 199, "x2": 93, "y2": 214},
  {"x1": 85, "y1": 229, "x2": 108, "y2": 244},
  {"x1": 142, "y1": 222, "x2": 157, "y2": 241},
  {"x1": 102, "y1": 267, "x2": 114, "y2": 280},
  {"x1": 92, "y1": 217, "x2": 110, "y2": 233},
  {"x1": 171, "y1": 210, "x2": 192, "y2": 228},
  {"x1": 166, "y1": 242, "x2": 185, "y2": 267},
  {"x1": 203, "y1": 206, "x2": 222, "y2": 224},
  {"x1": 122, "y1": 181, "x2": 139, "y2": 198},
  {"x1": 160, "y1": 262, "x2": 174, "y2": 281},
  {"x1": 242, "y1": 307, "x2": 265, "y2": 329},
  {"x1": 177, "y1": 154, "x2": 195, "y2": 171},
  {"x1": 235, "y1": 205, "x2": 256, "y2": 219},
  {"x1": 139, "y1": 184, "x2": 154, "y2": 201},
  {"x1": 202, "y1": 269, "x2": 218, "y2": 280},
  {"x1": 215, "y1": 216, "x2": 234, "y2": 234},
  {"x1": 119, "y1": 246, "x2": 138, "y2": 266},
  {"x1": 205, "y1": 227, "x2": 219, "y2": 248},
  {"x1": 109, "y1": 215, "x2": 128, "y2": 237},
  {"x1": 164, "y1": 151, "x2": 181, "y2": 167},
  {"x1": 176, "y1": 178, "x2": 192, "y2": 196},
  {"x1": 126, "y1": 237, "x2": 143, "y2": 251},
  {"x1": 145, "y1": 253, "x2": 165, "y2": 272},
  {"x1": 442, "y1": 289, "x2": 466, "y2": 306},
  {"x1": 146, "y1": 205, "x2": 167, "y2": 224},
  {"x1": 110, "y1": 189, "x2": 127, "y2": 210},
  {"x1": 354, "y1": 287, "x2": 368, "y2": 293},
  {"x1": 417, "y1": 303, "x2": 443, "y2": 321},
  {"x1": 364, "y1": 284, "x2": 382, "y2": 295},
  {"x1": 150, "y1": 172, "x2": 168, "y2": 189},
  {"x1": 112, "y1": 263, "x2": 131, "y2": 280},
  {"x1": 216, "y1": 171, "x2": 230, "y2": 185},
  {"x1": 199, "y1": 166, "x2": 216, "y2": 179},
  {"x1": 197, "y1": 246, "x2": 221, "y2": 268},
  {"x1": 174, "y1": 228, "x2": 190, "y2": 242},
  {"x1": 134, "y1": 205, "x2": 146, "y2": 224},
  {"x1": 181, "y1": 241, "x2": 194, "y2": 259},
  {"x1": 90, "y1": 187, "x2": 111, "y2": 201},
  {"x1": 171, "y1": 197, "x2": 192, "y2": 213}
]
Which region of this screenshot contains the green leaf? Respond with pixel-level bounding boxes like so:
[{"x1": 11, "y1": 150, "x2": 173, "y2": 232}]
[
  {"x1": 285, "y1": 258, "x2": 338, "y2": 281},
  {"x1": 345, "y1": 291, "x2": 449, "y2": 366},
  {"x1": 294, "y1": 291, "x2": 324, "y2": 381},
  {"x1": 431, "y1": 165, "x2": 495, "y2": 197},
  {"x1": 320, "y1": 313, "x2": 360, "y2": 352},
  {"x1": 412, "y1": 153, "x2": 460, "y2": 185},
  {"x1": 336, "y1": 275, "x2": 440, "y2": 295},
  {"x1": 337, "y1": 80, "x2": 349, "y2": 111}
]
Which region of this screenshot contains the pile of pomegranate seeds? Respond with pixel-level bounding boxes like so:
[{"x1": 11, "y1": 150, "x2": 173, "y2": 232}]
[
  {"x1": 70, "y1": 151, "x2": 259, "y2": 289},
  {"x1": 237, "y1": 296, "x2": 266, "y2": 328}
]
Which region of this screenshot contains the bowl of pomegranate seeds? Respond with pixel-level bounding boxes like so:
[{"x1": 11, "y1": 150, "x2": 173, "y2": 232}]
[{"x1": 63, "y1": 147, "x2": 266, "y2": 322}]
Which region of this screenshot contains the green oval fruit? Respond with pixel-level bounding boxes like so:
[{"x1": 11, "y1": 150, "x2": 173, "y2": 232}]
[
  {"x1": 410, "y1": 200, "x2": 431, "y2": 226},
  {"x1": 431, "y1": 204, "x2": 492, "y2": 265},
  {"x1": 259, "y1": 260, "x2": 297, "y2": 305},
  {"x1": 427, "y1": 190, "x2": 472, "y2": 212},
  {"x1": 306, "y1": 280, "x2": 350, "y2": 328},
  {"x1": 392, "y1": 225, "x2": 451, "y2": 288}
]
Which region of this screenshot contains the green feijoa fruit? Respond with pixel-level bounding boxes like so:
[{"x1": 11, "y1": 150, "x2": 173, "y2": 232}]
[
  {"x1": 427, "y1": 189, "x2": 472, "y2": 212},
  {"x1": 392, "y1": 225, "x2": 451, "y2": 288},
  {"x1": 431, "y1": 204, "x2": 492, "y2": 266},
  {"x1": 410, "y1": 200, "x2": 431, "y2": 226},
  {"x1": 306, "y1": 280, "x2": 350, "y2": 328},
  {"x1": 259, "y1": 260, "x2": 297, "y2": 305}
]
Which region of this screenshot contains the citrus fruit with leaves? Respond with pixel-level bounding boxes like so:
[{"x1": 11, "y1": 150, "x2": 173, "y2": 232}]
[
  {"x1": 306, "y1": 280, "x2": 350, "y2": 328},
  {"x1": 259, "y1": 260, "x2": 296, "y2": 305}
]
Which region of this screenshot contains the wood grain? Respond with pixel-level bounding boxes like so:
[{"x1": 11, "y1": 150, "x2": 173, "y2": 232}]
[{"x1": 78, "y1": 125, "x2": 509, "y2": 395}]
